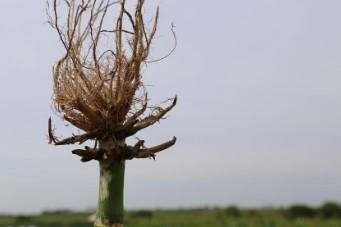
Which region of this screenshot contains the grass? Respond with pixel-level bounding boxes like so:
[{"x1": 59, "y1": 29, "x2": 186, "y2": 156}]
[{"x1": 1, "y1": 208, "x2": 341, "y2": 227}]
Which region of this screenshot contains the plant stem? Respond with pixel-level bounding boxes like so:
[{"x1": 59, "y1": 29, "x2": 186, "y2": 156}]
[{"x1": 95, "y1": 141, "x2": 125, "y2": 227}]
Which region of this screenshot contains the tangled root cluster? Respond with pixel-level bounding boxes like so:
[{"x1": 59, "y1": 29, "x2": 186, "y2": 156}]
[{"x1": 48, "y1": 0, "x2": 176, "y2": 145}]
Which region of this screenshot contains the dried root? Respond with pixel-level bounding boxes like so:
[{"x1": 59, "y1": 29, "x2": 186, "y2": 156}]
[{"x1": 47, "y1": 0, "x2": 177, "y2": 161}]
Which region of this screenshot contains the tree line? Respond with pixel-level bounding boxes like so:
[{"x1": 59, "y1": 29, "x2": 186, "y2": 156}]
[{"x1": 220, "y1": 202, "x2": 341, "y2": 219}]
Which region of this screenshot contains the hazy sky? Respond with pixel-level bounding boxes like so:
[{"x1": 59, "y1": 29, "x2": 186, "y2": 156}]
[{"x1": 1, "y1": 0, "x2": 341, "y2": 214}]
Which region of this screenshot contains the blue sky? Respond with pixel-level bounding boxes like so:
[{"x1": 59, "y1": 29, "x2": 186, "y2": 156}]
[{"x1": 0, "y1": 0, "x2": 341, "y2": 214}]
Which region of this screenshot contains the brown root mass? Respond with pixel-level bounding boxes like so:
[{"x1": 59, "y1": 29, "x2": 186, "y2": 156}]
[{"x1": 47, "y1": 0, "x2": 177, "y2": 161}]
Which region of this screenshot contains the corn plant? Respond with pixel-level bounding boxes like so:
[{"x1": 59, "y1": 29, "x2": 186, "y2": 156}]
[{"x1": 47, "y1": 1, "x2": 177, "y2": 226}]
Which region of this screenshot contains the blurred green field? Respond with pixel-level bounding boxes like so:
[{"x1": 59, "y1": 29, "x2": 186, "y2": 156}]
[{"x1": 1, "y1": 206, "x2": 341, "y2": 227}]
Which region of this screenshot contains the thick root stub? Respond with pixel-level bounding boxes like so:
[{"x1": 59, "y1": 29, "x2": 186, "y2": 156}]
[{"x1": 69, "y1": 137, "x2": 176, "y2": 162}]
